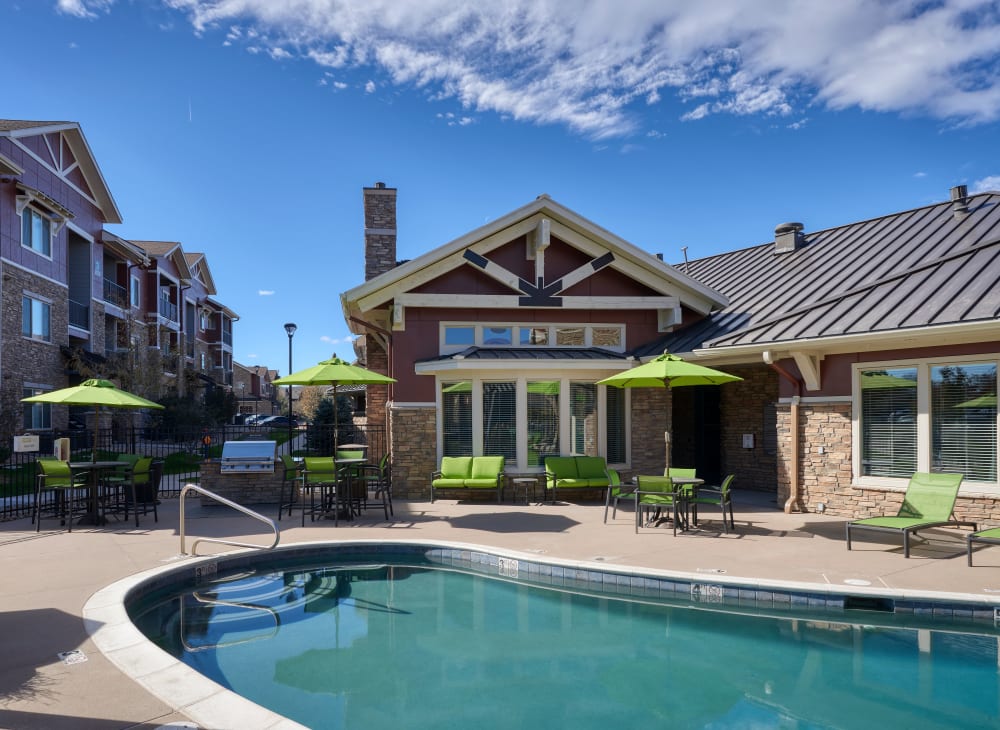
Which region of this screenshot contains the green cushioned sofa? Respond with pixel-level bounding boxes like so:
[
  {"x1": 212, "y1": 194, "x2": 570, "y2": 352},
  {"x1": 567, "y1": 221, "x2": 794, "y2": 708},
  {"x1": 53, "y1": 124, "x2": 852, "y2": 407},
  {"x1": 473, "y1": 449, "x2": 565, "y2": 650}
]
[
  {"x1": 544, "y1": 456, "x2": 613, "y2": 503},
  {"x1": 431, "y1": 456, "x2": 505, "y2": 503}
]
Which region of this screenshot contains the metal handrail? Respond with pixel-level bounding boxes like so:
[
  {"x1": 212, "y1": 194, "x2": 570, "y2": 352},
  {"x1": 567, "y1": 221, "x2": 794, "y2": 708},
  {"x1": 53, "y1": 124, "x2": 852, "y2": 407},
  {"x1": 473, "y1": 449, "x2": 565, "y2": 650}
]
[{"x1": 179, "y1": 483, "x2": 280, "y2": 556}]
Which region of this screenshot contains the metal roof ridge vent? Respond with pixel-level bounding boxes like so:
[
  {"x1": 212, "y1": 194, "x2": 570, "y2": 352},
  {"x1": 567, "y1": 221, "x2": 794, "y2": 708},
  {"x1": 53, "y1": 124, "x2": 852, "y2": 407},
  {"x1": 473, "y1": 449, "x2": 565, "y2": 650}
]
[
  {"x1": 950, "y1": 184, "x2": 969, "y2": 220},
  {"x1": 774, "y1": 222, "x2": 804, "y2": 253}
]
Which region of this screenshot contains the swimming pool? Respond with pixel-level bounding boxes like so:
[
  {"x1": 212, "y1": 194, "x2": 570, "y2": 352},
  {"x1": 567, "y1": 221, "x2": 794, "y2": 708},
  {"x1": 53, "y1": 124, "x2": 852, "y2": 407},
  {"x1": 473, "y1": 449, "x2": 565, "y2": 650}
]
[{"x1": 88, "y1": 541, "x2": 1000, "y2": 729}]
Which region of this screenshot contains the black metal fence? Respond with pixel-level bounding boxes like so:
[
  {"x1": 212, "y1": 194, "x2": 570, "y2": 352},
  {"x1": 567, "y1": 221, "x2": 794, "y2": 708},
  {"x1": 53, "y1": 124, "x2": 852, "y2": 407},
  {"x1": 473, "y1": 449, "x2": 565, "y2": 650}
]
[{"x1": 0, "y1": 422, "x2": 386, "y2": 522}]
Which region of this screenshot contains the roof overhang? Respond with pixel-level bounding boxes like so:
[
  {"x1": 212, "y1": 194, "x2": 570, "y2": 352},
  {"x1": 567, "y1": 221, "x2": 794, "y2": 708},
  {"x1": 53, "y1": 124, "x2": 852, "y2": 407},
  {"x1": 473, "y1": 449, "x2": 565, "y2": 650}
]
[
  {"x1": 0, "y1": 151, "x2": 24, "y2": 176},
  {"x1": 100, "y1": 231, "x2": 151, "y2": 266},
  {"x1": 205, "y1": 297, "x2": 239, "y2": 321}
]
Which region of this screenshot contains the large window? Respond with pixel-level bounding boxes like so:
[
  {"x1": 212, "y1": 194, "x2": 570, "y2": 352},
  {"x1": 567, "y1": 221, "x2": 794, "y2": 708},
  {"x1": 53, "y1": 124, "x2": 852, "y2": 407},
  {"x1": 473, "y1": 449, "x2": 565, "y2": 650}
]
[
  {"x1": 483, "y1": 382, "x2": 516, "y2": 461},
  {"x1": 22, "y1": 296, "x2": 51, "y2": 341},
  {"x1": 21, "y1": 207, "x2": 52, "y2": 256},
  {"x1": 528, "y1": 381, "x2": 560, "y2": 466},
  {"x1": 23, "y1": 387, "x2": 51, "y2": 430},
  {"x1": 932, "y1": 363, "x2": 996, "y2": 482},
  {"x1": 858, "y1": 361, "x2": 997, "y2": 483},
  {"x1": 440, "y1": 377, "x2": 625, "y2": 469},
  {"x1": 442, "y1": 381, "x2": 473, "y2": 456},
  {"x1": 860, "y1": 368, "x2": 918, "y2": 478}
]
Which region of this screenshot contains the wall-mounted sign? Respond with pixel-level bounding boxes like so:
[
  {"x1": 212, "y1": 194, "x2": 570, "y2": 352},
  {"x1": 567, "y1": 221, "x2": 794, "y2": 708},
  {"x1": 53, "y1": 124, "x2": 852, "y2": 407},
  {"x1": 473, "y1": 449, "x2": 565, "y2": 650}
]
[{"x1": 14, "y1": 434, "x2": 40, "y2": 452}]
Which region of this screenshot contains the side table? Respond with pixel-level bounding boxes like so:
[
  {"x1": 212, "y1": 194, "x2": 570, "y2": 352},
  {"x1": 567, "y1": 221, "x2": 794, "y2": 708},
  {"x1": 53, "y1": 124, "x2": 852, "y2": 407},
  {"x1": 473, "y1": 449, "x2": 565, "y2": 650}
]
[{"x1": 508, "y1": 475, "x2": 540, "y2": 505}]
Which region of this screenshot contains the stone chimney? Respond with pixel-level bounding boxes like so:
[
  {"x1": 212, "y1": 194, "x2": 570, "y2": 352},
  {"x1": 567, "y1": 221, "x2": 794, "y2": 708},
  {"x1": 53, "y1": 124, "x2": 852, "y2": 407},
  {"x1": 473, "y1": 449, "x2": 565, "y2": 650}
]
[
  {"x1": 774, "y1": 222, "x2": 804, "y2": 254},
  {"x1": 364, "y1": 182, "x2": 397, "y2": 281}
]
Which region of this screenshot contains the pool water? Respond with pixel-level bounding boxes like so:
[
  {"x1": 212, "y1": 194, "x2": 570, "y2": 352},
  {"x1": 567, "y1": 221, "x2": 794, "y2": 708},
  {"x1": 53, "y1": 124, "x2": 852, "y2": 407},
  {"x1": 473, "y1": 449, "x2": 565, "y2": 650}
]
[{"x1": 130, "y1": 561, "x2": 1000, "y2": 729}]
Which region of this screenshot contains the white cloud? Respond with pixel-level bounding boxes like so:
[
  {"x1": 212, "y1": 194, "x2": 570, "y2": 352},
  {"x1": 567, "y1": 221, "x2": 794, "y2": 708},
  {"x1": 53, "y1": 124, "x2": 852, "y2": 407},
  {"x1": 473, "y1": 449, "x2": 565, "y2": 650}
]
[
  {"x1": 971, "y1": 175, "x2": 1000, "y2": 193},
  {"x1": 320, "y1": 335, "x2": 357, "y2": 344},
  {"x1": 364, "y1": 80, "x2": 376, "y2": 94},
  {"x1": 257, "y1": 289, "x2": 275, "y2": 296},
  {"x1": 117, "y1": 1, "x2": 1000, "y2": 136},
  {"x1": 56, "y1": 0, "x2": 111, "y2": 18},
  {"x1": 914, "y1": 171, "x2": 928, "y2": 178}
]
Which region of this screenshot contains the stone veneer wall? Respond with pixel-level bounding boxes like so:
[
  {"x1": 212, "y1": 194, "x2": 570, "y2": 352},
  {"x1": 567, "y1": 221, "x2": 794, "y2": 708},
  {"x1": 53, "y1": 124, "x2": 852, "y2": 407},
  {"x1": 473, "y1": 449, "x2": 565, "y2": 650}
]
[
  {"x1": 198, "y1": 459, "x2": 286, "y2": 505},
  {"x1": 2, "y1": 265, "x2": 70, "y2": 427},
  {"x1": 775, "y1": 400, "x2": 1000, "y2": 526},
  {"x1": 390, "y1": 404, "x2": 436, "y2": 499}
]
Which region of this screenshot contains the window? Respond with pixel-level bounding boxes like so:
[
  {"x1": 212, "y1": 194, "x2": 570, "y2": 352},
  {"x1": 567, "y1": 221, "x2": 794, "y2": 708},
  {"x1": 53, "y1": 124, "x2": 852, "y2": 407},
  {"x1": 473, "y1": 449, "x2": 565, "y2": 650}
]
[
  {"x1": 130, "y1": 276, "x2": 140, "y2": 308},
  {"x1": 528, "y1": 381, "x2": 560, "y2": 466},
  {"x1": 932, "y1": 363, "x2": 996, "y2": 482},
  {"x1": 21, "y1": 207, "x2": 51, "y2": 256},
  {"x1": 483, "y1": 382, "x2": 516, "y2": 461},
  {"x1": 442, "y1": 381, "x2": 473, "y2": 456},
  {"x1": 592, "y1": 327, "x2": 622, "y2": 348},
  {"x1": 570, "y1": 383, "x2": 597, "y2": 455},
  {"x1": 23, "y1": 387, "x2": 51, "y2": 430},
  {"x1": 483, "y1": 327, "x2": 512, "y2": 345},
  {"x1": 22, "y1": 296, "x2": 51, "y2": 341},
  {"x1": 520, "y1": 327, "x2": 549, "y2": 346},
  {"x1": 444, "y1": 326, "x2": 475, "y2": 347},
  {"x1": 440, "y1": 376, "x2": 627, "y2": 469},
  {"x1": 858, "y1": 361, "x2": 997, "y2": 483},
  {"x1": 606, "y1": 385, "x2": 626, "y2": 463},
  {"x1": 555, "y1": 327, "x2": 585, "y2": 346}
]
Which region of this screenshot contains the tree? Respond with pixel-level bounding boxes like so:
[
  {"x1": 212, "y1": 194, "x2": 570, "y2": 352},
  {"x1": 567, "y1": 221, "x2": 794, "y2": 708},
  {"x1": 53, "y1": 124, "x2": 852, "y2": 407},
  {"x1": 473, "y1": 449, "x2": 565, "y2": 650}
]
[{"x1": 296, "y1": 386, "x2": 327, "y2": 423}]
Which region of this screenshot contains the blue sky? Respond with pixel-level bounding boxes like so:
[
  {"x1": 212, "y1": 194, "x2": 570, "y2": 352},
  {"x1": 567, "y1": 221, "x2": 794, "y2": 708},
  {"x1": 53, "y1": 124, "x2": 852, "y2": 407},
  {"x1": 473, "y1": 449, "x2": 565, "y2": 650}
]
[{"x1": 5, "y1": 0, "x2": 1000, "y2": 376}]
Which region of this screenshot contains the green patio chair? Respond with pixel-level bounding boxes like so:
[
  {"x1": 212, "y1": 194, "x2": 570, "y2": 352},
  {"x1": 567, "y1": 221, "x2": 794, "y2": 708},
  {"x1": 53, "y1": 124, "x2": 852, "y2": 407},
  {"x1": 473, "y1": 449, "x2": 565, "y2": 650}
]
[
  {"x1": 277, "y1": 454, "x2": 302, "y2": 521},
  {"x1": 34, "y1": 459, "x2": 88, "y2": 532},
  {"x1": 602, "y1": 470, "x2": 630, "y2": 523},
  {"x1": 300, "y1": 456, "x2": 341, "y2": 526},
  {"x1": 634, "y1": 475, "x2": 682, "y2": 536},
  {"x1": 845, "y1": 472, "x2": 976, "y2": 558},
  {"x1": 354, "y1": 453, "x2": 392, "y2": 519},
  {"x1": 967, "y1": 527, "x2": 1000, "y2": 566},
  {"x1": 688, "y1": 474, "x2": 736, "y2": 533}
]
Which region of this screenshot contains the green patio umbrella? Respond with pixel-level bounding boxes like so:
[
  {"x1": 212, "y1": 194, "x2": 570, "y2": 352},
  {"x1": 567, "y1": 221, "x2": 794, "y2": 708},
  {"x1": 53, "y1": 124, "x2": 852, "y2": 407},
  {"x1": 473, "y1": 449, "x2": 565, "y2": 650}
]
[
  {"x1": 597, "y1": 352, "x2": 742, "y2": 473},
  {"x1": 272, "y1": 355, "x2": 396, "y2": 451},
  {"x1": 955, "y1": 394, "x2": 997, "y2": 408},
  {"x1": 21, "y1": 379, "x2": 163, "y2": 461}
]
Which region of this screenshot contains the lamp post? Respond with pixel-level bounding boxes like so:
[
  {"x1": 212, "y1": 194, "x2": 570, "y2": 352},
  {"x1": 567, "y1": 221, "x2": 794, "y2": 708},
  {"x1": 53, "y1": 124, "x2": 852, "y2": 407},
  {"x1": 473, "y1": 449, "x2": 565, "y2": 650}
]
[{"x1": 284, "y1": 322, "x2": 297, "y2": 453}]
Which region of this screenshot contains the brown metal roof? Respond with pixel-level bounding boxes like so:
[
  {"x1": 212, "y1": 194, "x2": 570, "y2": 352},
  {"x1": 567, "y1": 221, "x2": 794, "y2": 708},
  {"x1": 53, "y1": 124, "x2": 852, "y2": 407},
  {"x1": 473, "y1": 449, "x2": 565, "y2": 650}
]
[
  {"x1": 0, "y1": 120, "x2": 73, "y2": 132},
  {"x1": 636, "y1": 191, "x2": 1000, "y2": 356}
]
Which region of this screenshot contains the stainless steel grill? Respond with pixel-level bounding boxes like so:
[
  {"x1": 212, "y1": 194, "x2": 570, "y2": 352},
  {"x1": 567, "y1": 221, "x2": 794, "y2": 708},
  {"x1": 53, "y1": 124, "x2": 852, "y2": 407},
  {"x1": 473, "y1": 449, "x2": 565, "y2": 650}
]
[{"x1": 220, "y1": 440, "x2": 276, "y2": 474}]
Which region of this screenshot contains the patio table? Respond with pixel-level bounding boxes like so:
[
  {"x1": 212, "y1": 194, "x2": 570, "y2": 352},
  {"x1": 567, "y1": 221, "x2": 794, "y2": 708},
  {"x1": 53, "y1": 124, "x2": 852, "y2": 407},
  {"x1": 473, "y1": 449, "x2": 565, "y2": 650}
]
[
  {"x1": 69, "y1": 461, "x2": 133, "y2": 526},
  {"x1": 622, "y1": 476, "x2": 704, "y2": 529}
]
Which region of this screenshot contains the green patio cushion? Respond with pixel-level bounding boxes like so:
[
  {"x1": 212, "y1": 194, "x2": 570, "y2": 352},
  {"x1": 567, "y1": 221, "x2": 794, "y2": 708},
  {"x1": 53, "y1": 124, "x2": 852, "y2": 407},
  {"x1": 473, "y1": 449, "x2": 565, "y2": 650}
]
[
  {"x1": 545, "y1": 457, "x2": 578, "y2": 478},
  {"x1": 576, "y1": 457, "x2": 608, "y2": 479},
  {"x1": 582, "y1": 477, "x2": 611, "y2": 487},
  {"x1": 440, "y1": 456, "x2": 473, "y2": 479},
  {"x1": 852, "y1": 516, "x2": 944, "y2": 529},
  {"x1": 471, "y1": 456, "x2": 504, "y2": 479},
  {"x1": 972, "y1": 527, "x2": 1000, "y2": 540},
  {"x1": 550, "y1": 478, "x2": 591, "y2": 489},
  {"x1": 464, "y1": 478, "x2": 501, "y2": 488},
  {"x1": 431, "y1": 478, "x2": 467, "y2": 488}
]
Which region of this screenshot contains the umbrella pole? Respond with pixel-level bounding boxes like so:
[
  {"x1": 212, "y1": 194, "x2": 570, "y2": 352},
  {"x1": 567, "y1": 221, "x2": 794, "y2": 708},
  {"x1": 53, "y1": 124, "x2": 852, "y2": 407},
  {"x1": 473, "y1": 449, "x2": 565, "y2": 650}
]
[
  {"x1": 333, "y1": 384, "x2": 339, "y2": 453},
  {"x1": 664, "y1": 430, "x2": 670, "y2": 475}
]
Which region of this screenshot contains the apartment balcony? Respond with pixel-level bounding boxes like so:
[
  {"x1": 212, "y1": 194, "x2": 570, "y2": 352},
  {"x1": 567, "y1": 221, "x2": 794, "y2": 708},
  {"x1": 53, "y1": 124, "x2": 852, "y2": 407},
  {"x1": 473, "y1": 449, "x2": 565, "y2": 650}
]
[
  {"x1": 222, "y1": 330, "x2": 232, "y2": 347},
  {"x1": 102, "y1": 278, "x2": 128, "y2": 309},
  {"x1": 159, "y1": 297, "x2": 179, "y2": 323},
  {"x1": 68, "y1": 299, "x2": 90, "y2": 330}
]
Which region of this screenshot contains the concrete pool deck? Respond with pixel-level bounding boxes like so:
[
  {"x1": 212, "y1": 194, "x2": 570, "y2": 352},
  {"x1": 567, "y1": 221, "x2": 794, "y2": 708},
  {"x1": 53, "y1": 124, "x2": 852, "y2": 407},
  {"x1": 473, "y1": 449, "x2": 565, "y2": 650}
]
[{"x1": 2, "y1": 489, "x2": 1000, "y2": 729}]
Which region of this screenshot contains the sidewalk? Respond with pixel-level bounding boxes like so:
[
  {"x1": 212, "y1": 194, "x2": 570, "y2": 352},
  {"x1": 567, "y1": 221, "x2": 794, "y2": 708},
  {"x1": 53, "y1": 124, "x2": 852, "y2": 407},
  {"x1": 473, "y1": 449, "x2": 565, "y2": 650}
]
[{"x1": 2, "y1": 490, "x2": 999, "y2": 728}]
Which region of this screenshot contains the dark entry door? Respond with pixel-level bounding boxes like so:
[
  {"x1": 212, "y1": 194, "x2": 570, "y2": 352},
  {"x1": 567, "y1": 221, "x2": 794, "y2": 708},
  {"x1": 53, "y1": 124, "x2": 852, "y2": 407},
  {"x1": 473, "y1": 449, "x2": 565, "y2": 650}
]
[{"x1": 691, "y1": 386, "x2": 722, "y2": 484}]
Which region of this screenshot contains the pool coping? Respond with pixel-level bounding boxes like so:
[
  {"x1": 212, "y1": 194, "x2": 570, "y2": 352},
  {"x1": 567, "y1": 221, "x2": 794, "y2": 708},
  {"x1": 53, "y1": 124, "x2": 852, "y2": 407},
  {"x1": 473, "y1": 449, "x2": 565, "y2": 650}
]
[{"x1": 83, "y1": 538, "x2": 1000, "y2": 730}]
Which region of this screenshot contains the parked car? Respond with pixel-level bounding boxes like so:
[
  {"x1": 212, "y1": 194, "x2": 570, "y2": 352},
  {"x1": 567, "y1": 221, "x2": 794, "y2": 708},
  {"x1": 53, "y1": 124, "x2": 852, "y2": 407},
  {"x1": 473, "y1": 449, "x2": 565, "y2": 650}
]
[{"x1": 257, "y1": 415, "x2": 299, "y2": 428}]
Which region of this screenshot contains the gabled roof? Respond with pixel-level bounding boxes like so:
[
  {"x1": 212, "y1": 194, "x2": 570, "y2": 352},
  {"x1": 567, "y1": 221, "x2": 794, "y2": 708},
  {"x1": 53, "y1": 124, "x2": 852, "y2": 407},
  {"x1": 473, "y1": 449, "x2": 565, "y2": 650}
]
[
  {"x1": 184, "y1": 252, "x2": 218, "y2": 294},
  {"x1": 0, "y1": 119, "x2": 122, "y2": 224},
  {"x1": 131, "y1": 240, "x2": 193, "y2": 280},
  {"x1": 342, "y1": 194, "x2": 728, "y2": 330},
  {"x1": 636, "y1": 191, "x2": 1000, "y2": 359},
  {"x1": 100, "y1": 231, "x2": 150, "y2": 265}
]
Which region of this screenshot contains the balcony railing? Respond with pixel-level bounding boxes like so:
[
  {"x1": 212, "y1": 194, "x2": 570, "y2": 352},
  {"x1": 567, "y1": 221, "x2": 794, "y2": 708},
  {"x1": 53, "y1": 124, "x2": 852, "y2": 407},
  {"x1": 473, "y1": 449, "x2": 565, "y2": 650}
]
[
  {"x1": 159, "y1": 296, "x2": 178, "y2": 323},
  {"x1": 102, "y1": 278, "x2": 128, "y2": 308},
  {"x1": 68, "y1": 299, "x2": 90, "y2": 330}
]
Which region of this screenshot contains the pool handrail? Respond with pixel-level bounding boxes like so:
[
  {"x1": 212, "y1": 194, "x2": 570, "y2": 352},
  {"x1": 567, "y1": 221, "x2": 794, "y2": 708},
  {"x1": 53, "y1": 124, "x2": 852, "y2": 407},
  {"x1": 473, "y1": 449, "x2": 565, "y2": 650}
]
[{"x1": 179, "y1": 482, "x2": 280, "y2": 556}]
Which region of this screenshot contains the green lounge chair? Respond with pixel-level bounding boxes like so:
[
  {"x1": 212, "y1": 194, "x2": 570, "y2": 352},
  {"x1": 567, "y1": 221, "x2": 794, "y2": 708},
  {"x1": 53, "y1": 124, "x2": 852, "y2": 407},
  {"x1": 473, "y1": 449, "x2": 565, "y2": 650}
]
[
  {"x1": 845, "y1": 472, "x2": 975, "y2": 558},
  {"x1": 967, "y1": 528, "x2": 1000, "y2": 566},
  {"x1": 634, "y1": 475, "x2": 683, "y2": 536}
]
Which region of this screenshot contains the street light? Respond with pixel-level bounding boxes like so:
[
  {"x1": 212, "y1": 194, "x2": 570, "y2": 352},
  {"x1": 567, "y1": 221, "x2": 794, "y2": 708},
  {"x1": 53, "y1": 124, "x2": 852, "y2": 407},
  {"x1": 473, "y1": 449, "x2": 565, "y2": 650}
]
[{"x1": 284, "y1": 322, "x2": 297, "y2": 452}]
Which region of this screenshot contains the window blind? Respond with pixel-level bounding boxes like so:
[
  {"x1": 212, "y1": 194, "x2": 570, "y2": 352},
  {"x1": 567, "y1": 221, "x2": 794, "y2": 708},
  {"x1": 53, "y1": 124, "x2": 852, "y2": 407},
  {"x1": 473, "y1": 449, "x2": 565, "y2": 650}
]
[
  {"x1": 931, "y1": 364, "x2": 996, "y2": 482},
  {"x1": 483, "y1": 382, "x2": 516, "y2": 461},
  {"x1": 441, "y1": 381, "x2": 472, "y2": 456},
  {"x1": 527, "y1": 381, "x2": 560, "y2": 466},
  {"x1": 570, "y1": 383, "x2": 598, "y2": 455},
  {"x1": 606, "y1": 385, "x2": 626, "y2": 463},
  {"x1": 860, "y1": 368, "x2": 918, "y2": 478}
]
